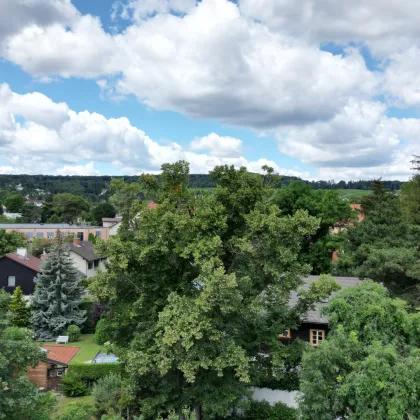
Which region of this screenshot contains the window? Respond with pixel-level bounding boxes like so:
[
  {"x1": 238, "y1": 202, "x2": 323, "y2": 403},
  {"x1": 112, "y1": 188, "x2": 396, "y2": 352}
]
[
  {"x1": 26, "y1": 232, "x2": 33, "y2": 238},
  {"x1": 94, "y1": 260, "x2": 99, "y2": 268},
  {"x1": 310, "y1": 329, "x2": 325, "y2": 347},
  {"x1": 77, "y1": 232, "x2": 84, "y2": 241},
  {"x1": 36, "y1": 232, "x2": 44, "y2": 238},
  {"x1": 47, "y1": 232, "x2": 54, "y2": 239},
  {"x1": 95, "y1": 231, "x2": 101, "y2": 238},
  {"x1": 8, "y1": 276, "x2": 15, "y2": 287},
  {"x1": 279, "y1": 328, "x2": 291, "y2": 339},
  {"x1": 88, "y1": 262, "x2": 93, "y2": 270}
]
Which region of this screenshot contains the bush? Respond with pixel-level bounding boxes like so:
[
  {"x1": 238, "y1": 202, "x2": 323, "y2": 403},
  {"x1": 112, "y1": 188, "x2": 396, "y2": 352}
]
[
  {"x1": 66, "y1": 363, "x2": 122, "y2": 388},
  {"x1": 92, "y1": 373, "x2": 122, "y2": 417},
  {"x1": 61, "y1": 374, "x2": 88, "y2": 397},
  {"x1": 92, "y1": 301, "x2": 109, "y2": 326},
  {"x1": 244, "y1": 401, "x2": 297, "y2": 420},
  {"x1": 60, "y1": 401, "x2": 95, "y2": 420},
  {"x1": 94, "y1": 318, "x2": 109, "y2": 345},
  {"x1": 67, "y1": 325, "x2": 81, "y2": 342},
  {"x1": 80, "y1": 300, "x2": 95, "y2": 334}
]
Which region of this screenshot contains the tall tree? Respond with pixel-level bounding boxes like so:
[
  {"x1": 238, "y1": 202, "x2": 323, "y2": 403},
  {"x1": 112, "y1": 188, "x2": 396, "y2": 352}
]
[
  {"x1": 4, "y1": 194, "x2": 25, "y2": 212},
  {"x1": 51, "y1": 193, "x2": 89, "y2": 223},
  {"x1": 91, "y1": 202, "x2": 116, "y2": 226},
  {"x1": 91, "y1": 161, "x2": 338, "y2": 419},
  {"x1": 0, "y1": 229, "x2": 26, "y2": 255},
  {"x1": 20, "y1": 203, "x2": 42, "y2": 223},
  {"x1": 400, "y1": 155, "x2": 420, "y2": 225},
  {"x1": 9, "y1": 286, "x2": 30, "y2": 328},
  {"x1": 272, "y1": 181, "x2": 354, "y2": 274},
  {"x1": 299, "y1": 281, "x2": 420, "y2": 420},
  {"x1": 31, "y1": 230, "x2": 86, "y2": 340}
]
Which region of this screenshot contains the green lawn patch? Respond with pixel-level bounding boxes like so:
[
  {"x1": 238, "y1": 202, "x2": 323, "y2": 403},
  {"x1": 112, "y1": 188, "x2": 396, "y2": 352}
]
[
  {"x1": 339, "y1": 189, "x2": 372, "y2": 203},
  {"x1": 40, "y1": 334, "x2": 102, "y2": 364}
]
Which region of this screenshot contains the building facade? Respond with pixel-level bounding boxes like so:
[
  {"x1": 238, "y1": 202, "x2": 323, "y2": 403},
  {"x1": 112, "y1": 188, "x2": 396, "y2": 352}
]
[{"x1": 68, "y1": 239, "x2": 107, "y2": 277}]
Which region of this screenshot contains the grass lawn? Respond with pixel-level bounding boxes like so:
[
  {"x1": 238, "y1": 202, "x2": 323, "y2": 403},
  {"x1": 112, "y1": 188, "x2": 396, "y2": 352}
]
[
  {"x1": 339, "y1": 189, "x2": 372, "y2": 202},
  {"x1": 40, "y1": 334, "x2": 102, "y2": 364},
  {"x1": 56, "y1": 395, "x2": 94, "y2": 417}
]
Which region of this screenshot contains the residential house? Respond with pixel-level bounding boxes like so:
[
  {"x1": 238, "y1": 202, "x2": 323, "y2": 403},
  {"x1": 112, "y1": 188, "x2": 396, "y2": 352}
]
[
  {"x1": 27, "y1": 345, "x2": 80, "y2": 391},
  {"x1": 0, "y1": 248, "x2": 42, "y2": 295},
  {"x1": 102, "y1": 217, "x2": 121, "y2": 236},
  {"x1": 281, "y1": 275, "x2": 361, "y2": 347},
  {"x1": 68, "y1": 238, "x2": 107, "y2": 278},
  {"x1": 0, "y1": 223, "x2": 110, "y2": 241}
]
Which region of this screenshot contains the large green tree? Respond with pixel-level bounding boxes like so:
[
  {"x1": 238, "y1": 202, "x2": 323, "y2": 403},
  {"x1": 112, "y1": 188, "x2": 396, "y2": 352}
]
[
  {"x1": 31, "y1": 230, "x2": 86, "y2": 340},
  {"x1": 4, "y1": 194, "x2": 25, "y2": 212},
  {"x1": 20, "y1": 203, "x2": 42, "y2": 223},
  {"x1": 51, "y1": 193, "x2": 89, "y2": 223},
  {"x1": 9, "y1": 286, "x2": 30, "y2": 328},
  {"x1": 400, "y1": 155, "x2": 420, "y2": 225},
  {"x1": 0, "y1": 229, "x2": 26, "y2": 255},
  {"x1": 335, "y1": 180, "x2": 420, "y2": 303},
  {"x1": 299, "y1": 281, "x2": 420, "y2": 420},
  {"x1": 91, "y1": 202, "x2": 117, "y2": 226},
  {"x1": 0, "y1": 295, "x2": 56, "y2": 419},
  {"x1": 91, "y1": 161, "x2": 339, "y2": 419},
  {"x1": 272, "y1": 181, "x2": 354, "y2": 274}
]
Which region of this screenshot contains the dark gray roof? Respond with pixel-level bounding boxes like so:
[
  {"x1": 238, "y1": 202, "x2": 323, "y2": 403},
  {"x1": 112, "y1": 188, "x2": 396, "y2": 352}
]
[
  {"x1": 0, "y1": 223, "x2": 103, "y2": 229},
  {"x1": 290, "y1": 275, "x2": 361, "y2": 324},
  {"x1": 68, "y1": 241, "x2": 104, "y2": 262}
]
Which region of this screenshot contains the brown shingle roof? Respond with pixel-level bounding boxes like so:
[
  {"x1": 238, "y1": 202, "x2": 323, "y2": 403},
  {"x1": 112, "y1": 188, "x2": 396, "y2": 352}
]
[
  {"x1": 42, "y1": 345, "x2": 80, "y2": 364},
  {"x1": 4, "y1": 253, "x2": 42, "y2": 272}
]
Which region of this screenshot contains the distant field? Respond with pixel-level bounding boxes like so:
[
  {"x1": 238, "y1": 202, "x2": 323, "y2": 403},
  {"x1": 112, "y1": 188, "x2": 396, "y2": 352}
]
[{"x1": 339, "y1": 189, "x2": 372, "y2": 202}]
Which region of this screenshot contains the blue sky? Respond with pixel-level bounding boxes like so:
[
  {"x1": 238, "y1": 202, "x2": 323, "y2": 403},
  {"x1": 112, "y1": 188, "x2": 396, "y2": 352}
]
[{"x1": 0, "y1": 0, "x2": 419, "y2": 180}]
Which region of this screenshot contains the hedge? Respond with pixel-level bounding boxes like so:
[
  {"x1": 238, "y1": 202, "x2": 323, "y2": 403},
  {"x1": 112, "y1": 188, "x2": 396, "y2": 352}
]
[{"x1": 66, "y1": 363, "x2": 122, "y2": 387}]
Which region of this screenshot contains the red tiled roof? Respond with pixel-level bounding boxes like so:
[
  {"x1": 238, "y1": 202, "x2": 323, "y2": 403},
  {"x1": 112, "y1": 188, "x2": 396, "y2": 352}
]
[
  {"x1": 42, "y1": 345, "x2": 80, "y2": 365},
  {"x1": 5, "y1": 253, "x2": 42, "y2": 272},
  {"x1": 147, "y1": 202, "x2": 157, "y2": 209}
]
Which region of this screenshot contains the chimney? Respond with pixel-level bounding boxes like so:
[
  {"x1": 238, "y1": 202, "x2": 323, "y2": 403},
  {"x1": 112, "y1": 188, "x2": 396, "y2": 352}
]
[
  {"x1": 16, "y1": 248, "x2": 27, "y2": 258},
  {"x1": 73, "y1": 238, "x2": 81, "y2": 246},
  {"x1": 40, "y1": 248, "x2": 48, "y2": 260}
]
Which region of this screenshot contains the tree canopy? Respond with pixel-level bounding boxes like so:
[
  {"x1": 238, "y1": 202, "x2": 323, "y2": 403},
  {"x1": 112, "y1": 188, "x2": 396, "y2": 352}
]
[
  {"x1": 4, "y1": 194, "x2": 25, "y2": 213},
  {"x1": 0, "y1": 229, "x2": 26, "y2": 255},
  {"x1": 91, "y1": 161, "x2": 339, "y2": 419},
  {"x1": 299, "y1": 281, "x2": 420, "y2": 420}
]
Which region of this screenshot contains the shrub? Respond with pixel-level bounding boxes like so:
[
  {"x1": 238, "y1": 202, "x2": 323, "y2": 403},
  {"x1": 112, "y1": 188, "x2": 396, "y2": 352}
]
[
  {"x1": 67, "y1": 325, "x2": 81, "y2": 342},
  {"x1": 80, "y1": 300, "x2": 95, "y2": 334},
  {"x1": 92, "y1": 373, "x2": 122, "y2": 417},
  {"x1": 93, "y1": 301, "x2": 109, "y2": 326},
  {"x1": 94, "y1": 318, "x2": 109, "y2": 345},
  {"x1": 244, "y1": 401, "x2": 297, "y2": 420},
  {"x1": 60, "y1": 401, "x2": 95, "y2": 420},
  {"x1": 61, "y1": 374, "x2": 88, "y2": 397},
  {"x1": 66, "y1": 363, "x2": 122, "y2": 388}
]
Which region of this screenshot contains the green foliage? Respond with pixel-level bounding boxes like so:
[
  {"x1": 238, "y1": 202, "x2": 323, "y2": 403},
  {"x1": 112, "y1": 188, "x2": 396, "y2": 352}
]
[
  {"x1": 90, "y1": 161, "x2": 339, "y2": 418},
  {"x1": 61, "y1": 374, "x2": 89, "y2": 397},
  {"x1": 0, "y1": 229, "x2": 26, "y2": 255},
  {"x1": 9, "y1": 286, "x2": 30, "y2": 328},
  {"x1": 31, "y1": 237, "x2": 54, "y2": 258},
  {"x1": 51, "y1": 193, "x2": 89, "y2": 223},
  {"x1": 88, "y1": 232, "x2": 96, "y2": 244},
  {"x1": 20, "y1": 203, "x2": 41, "y2": 223},
  {"x1": 299, "y1": 281, "x2": 420, "y2": 420},
  {"x1": 60, "y1": 401, "x2": 95, "y2": 420},
  {"x1": 92, "y1": 373, "x2": 122, "y2": 417},
  {"x1": 80, "y1": 299, "x2": 95, "y2": 334},
  {"x1": 243, "y1": 401, "x2": 297, "y2": 420},
  {"x1": 4, "y1": 194, "x2": 25, "y2": 212},
  {"x1": 67, "y1": 324, "x2": 81, "y2": 342},
  {"x1": 29, "y1": 392, "x2": 57, "y2": 420},
  {"x1": 31, "y1": 230, "x2": 86, "y2": 340},
  {"x1": 67, "y1": 363, "x2": 122, "y2": 387},
  {"x1": 94, "y1": 318, "x2": 109, "y2": 345},
  {"x1": 272, "y1": 181, "x2": 354, "y2": 274},
  {"x1": 92, "y1": 202, "x2": 117, "y2": 225}
]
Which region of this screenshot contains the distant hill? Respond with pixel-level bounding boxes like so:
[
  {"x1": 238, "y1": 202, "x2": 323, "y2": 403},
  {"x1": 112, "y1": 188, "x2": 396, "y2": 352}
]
[{"x1": 0, "y1": 174, "x2": 405, "y2": 202}]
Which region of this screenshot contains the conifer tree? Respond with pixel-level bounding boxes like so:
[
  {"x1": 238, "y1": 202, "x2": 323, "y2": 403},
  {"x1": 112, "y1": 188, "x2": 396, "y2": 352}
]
[
  {"x1": 9, "y1": 286, "x2": 30, "y2": 328},
  {"x1": 31, "y1": 230, "x2": 86, "y2": 340}
]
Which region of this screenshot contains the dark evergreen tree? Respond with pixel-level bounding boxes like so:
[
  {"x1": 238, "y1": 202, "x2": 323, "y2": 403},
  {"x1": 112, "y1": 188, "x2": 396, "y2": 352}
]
[
  {"x1": 9, "y1": 286, "x2": 30, "y2": 328},
  {"x1": 31, "y1": 230, "x2": 86, "y2": 340}
]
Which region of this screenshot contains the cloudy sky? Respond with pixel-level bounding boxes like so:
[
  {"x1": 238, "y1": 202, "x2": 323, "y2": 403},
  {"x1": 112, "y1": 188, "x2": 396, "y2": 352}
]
[{"x1": 1, "y1": 0, "x2": 419, "y2": 180}]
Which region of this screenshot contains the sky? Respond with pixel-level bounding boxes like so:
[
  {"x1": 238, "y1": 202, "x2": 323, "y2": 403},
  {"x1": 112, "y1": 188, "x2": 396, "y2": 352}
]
[{"x1": 0, "y1": 0, "x2": 420, "y2": 181}]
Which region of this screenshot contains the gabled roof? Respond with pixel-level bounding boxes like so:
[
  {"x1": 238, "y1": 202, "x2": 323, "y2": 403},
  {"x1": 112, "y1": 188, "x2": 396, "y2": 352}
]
[
  {"x1": 42, "y1": 345, "x2": 80, "y2": 365},
  {"x1": 289, "y1": 275, "x2": 361, "y2": 324},
  {"x1": 68, "y1": 241, "x2": 104, "y2": 262},
  {"x1": 1, "y1": 253, "x2": 42, "y2": 272}
]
